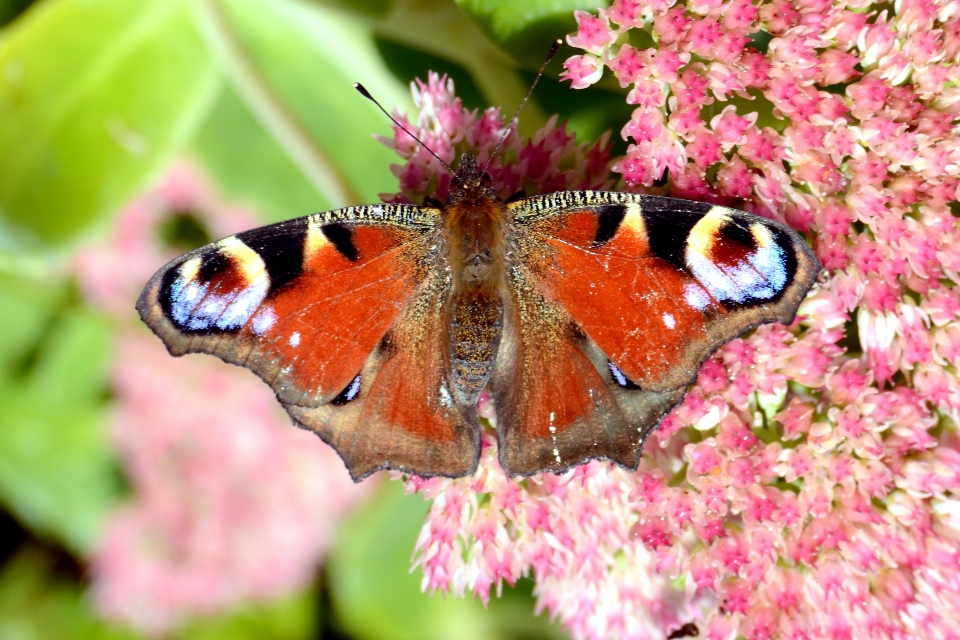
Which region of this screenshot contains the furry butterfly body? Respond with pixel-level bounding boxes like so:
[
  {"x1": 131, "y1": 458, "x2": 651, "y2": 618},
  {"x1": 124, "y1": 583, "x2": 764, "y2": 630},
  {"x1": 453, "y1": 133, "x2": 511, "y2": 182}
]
[{"x1": 138, "y1": 152, "x2": 819, "y2": 481}]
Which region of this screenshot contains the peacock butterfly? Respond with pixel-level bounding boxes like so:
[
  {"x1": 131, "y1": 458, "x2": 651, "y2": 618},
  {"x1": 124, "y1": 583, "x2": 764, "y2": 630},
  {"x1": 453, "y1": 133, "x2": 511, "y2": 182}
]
[
  {"x1": 137, "y1": 144, "x2": 820, "y2": 480},
  {"x1": 139, "y1": 48, "x2": 819, "y2": 481}
]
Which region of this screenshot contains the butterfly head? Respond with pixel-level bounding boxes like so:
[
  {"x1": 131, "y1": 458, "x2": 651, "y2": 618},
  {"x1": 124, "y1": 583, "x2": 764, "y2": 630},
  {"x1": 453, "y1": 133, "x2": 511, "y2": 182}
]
[{"x1": 448, "y1": 152, "x2": 495, "y2": 205}]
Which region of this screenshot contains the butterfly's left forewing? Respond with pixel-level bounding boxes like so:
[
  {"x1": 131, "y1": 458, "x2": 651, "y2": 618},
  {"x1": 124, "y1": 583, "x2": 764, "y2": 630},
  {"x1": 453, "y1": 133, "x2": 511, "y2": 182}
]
[{"x1": 138, "y1": 204, "x2": 437, "y2": 407}]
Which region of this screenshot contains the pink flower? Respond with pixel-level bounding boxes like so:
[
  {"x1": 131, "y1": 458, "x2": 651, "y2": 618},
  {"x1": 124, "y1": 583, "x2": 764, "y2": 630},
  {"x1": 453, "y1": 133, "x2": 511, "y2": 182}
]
[
  {"x1": 92, "y1": 333, "x2": 370, "y2": 634},
  {"x1": 567, "y1": 10, "x2": 617, "y2": 55},
  {"x1": 371, "y1": 0, "x2": 960, "y2": 633},
  {"x1": 562, "y1": 54, "x2": 605, "y2": 89}
]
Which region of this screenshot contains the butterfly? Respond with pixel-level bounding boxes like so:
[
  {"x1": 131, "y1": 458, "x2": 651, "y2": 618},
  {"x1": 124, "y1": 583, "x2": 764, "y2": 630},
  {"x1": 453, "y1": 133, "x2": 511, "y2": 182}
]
[{"x1": 138, "y1": 149, "x2": 820, "y2": 481}]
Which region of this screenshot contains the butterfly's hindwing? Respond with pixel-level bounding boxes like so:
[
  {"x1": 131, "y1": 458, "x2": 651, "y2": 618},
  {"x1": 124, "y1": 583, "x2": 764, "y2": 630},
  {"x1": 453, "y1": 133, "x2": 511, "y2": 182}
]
[
  {"x1": 286, "y1": 269, "x2": 481, "y2": 480},
  {"x1": 491, "y1": 265, "x2": 686, "y2": 475}
]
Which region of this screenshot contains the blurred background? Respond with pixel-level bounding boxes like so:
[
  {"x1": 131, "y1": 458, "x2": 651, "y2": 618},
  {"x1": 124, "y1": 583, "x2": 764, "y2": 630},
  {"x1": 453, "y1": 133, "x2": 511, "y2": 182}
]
[{"x1": 0, "y1": 0, "x2": 636, "y2": 637}]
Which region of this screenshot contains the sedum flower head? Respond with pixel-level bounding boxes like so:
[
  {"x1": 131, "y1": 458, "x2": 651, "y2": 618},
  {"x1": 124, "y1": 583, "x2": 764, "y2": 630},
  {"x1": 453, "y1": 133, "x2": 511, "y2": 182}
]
[{"x1": 381, "y1": 1, "x2": 960, "y2": 631}]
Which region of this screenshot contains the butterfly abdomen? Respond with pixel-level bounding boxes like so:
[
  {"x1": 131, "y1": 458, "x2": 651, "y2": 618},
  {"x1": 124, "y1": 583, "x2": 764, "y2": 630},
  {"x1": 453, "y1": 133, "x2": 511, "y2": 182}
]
[
  {"x1": 441, "y1": 183, "x2": 510, "y2": 406},
  {"x1": 446, "y1": 290, "x2": 503, "y2": 405}
]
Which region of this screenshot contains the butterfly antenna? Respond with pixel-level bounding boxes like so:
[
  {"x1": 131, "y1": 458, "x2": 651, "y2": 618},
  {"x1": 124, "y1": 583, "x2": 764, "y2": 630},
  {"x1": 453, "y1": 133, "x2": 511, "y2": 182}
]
[
  {"x1": 354, "y1": 82, "x2": 454, "y2": 174},
  {"x1": 482, "y1": 39, "x2": 562, "y2": 173}
]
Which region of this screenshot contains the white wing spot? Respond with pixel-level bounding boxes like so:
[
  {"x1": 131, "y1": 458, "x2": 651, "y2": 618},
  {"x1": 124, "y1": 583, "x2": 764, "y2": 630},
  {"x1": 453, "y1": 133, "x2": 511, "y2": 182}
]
[
  {"x1": 289, "y1": 331, "x2": 301, "y2": 347},
  {"x1": 343, "y1": 375, "x2": 362, "y2": 402},
  {"x1": 548, "y1": 412, "x2": 560, "y2": 462},
  {"x1": 684, "y1": 283, "x2": 712, "y2": 311},
  {"x1": 662, "y1": 312, "x2": 676, "y2": 329},
  {"x1": 251, "y1": 307, "x2": 276, "y2": 335},
  {"x1": 439, "y1": 385, "x2": 453, "y2": 408}
]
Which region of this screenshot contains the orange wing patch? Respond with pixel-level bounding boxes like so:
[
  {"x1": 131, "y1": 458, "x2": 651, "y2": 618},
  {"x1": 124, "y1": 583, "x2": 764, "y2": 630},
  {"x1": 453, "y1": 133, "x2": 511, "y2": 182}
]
[{"x1": 247, "y1": 222, "x2": 431, "y2": 407}]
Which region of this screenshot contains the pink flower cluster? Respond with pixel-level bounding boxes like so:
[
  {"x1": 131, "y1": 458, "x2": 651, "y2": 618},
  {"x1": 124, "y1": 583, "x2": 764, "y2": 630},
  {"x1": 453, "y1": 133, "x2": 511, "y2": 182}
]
[
  {"x1": 379, "y1": 73, "x2": 616, "y2": 204},
  {"x1": 77, "y1": 166, "x2": 369, "y2": 633},
  {"x1": 381, "y1": 3, "x2": 960, "y2": 634}
]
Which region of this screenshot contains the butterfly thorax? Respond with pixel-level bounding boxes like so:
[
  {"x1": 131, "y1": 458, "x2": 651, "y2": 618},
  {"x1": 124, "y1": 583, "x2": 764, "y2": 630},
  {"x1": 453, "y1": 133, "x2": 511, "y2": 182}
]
[
  {"x1": 444, "y1": 152, "x2": 507, "y2": 293},
  {"x1": 442, "y1": 152, "x2": 507, "y2": 405}
]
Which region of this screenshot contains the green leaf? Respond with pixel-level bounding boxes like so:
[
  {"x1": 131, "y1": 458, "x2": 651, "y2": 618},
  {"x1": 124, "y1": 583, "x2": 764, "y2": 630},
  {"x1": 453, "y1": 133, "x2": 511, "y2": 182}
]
[
  {"x1": 0, "y1": 270, "x2": 64, "y2": 375},
  {"x1": 0, "y1": 543, "x2": 316, "y2": 640},
  {"x1": 192, "y1": 86, "x2": 326, "y2": 225},
  {"x1": 455, "y1": 0, "x2": 608, "y2": 66},
  {"x1": 326, "y1": 481, "x2": 565, "y2": 640},
  {"x1": 25, "y1": 308, "x2": 114, "y2": 405},
  {"x1": 330, "y1": 0, "x2": 396, "y2": 18},
  {"x1": 0, "y1": 545, "x2": 138, "y2": 640},
  {"x1": 0, "y1": 297, "x2": 119, "y2": 554},
  {"x1": 0, "y1": 0, "x2": 35, "y2": 29},
  {"x1": 327, "y1": 482, "x2": 483, "y2": 640},
  {"x1": 0, "y1": 0, "x2": 220, "y2": 249},
  {"x1": 518, "y1": 66, "x2": 634, "y2": 154},
  {"x1": 365, "y1": 0, "x2": 550, "y2": 136},
  {"x1": 191, "y1": 0, "x2": 413, "y2": 217},
  {"x1": 181, "y1": 590, "x2": 317, "y2": 640}
]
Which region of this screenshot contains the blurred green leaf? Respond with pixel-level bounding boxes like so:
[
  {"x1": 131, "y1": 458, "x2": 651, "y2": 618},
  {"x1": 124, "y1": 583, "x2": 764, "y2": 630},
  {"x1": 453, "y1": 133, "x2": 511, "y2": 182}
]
[
  {"x1": 327, "y1": 481, "x2": 565, "y2": 640},
  {"x1": 455, "y1": 0, "x2": 606, "y2": 66},
  {"x1": 191, "y1": 86, "x2": 327, "y2": 225},
  {"x1": 519, "y1": 65, "x2": 634, "y2": 154},
  {"x1": 0, "y1": 0, "x2": 220, "y2": 248},
  {"x1": 0, "y1": 270, "x2": 64, "y2": 375},
  {"x1": 329, "y1": 0, "x2": 396, "y2": 18},
  {"x1": 192, "y1": 0, "x2": 413, "y2": 217},
  {"x1": 0, "y1": 0, "x2": 35, "y2": 28},
  {"x1": 0, "y1": 276, "x2": 119, "y2": 554},
  {"x1": 25, "y1": 308, "x2": 113, "y2": 406},
  {"x1": 0, "y1": 544, "x2": 137, "y2": 640},
  {"x1": 0, "y1": 543, "x2": 316, "y2": 640},
  {"x1": 181, "y1": 590, "x2": 317, "y2": 640},
  {"x1": 362, "y1": 0, "x2": 626, "y2": 146},
  {"x1": 367, "y1": 0, "x2": 552, "y2": 136},
  {"x1": 373, "y1": 34, "x2": 486, "y2": 111}
]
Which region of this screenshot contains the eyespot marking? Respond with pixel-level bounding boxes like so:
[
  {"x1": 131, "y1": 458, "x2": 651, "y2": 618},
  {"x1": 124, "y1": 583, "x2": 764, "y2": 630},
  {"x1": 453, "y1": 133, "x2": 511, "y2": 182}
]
[
  {"x1": 608, "y1": 361, "x2": 641, "y2": 390},
  {"x1": 165, "y1": 247, "x2": 270, "y2": 333},
  {"x1": 331, "y1": 374, "x2": 362, "y2": 406},
  {"x1": 685, "y1": 211, "x2": 787, "y2": 306}
]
